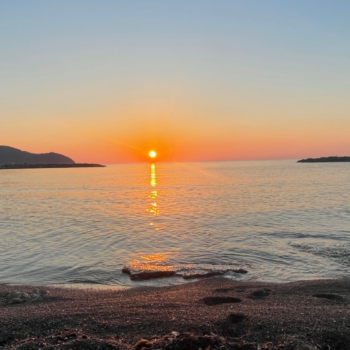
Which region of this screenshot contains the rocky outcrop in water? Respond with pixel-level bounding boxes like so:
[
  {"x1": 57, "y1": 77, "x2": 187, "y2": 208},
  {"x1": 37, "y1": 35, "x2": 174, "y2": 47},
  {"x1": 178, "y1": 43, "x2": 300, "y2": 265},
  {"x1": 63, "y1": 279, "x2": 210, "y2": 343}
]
[
  {"x1": 122, "y1": 266, "x2": 176, "y2": 280},
  {"x1": 0, "y1": 146, "x2": 75, "y2": 165},
  {"x1": 122, "y1": 266, "x2": 248, "y2": 281}
]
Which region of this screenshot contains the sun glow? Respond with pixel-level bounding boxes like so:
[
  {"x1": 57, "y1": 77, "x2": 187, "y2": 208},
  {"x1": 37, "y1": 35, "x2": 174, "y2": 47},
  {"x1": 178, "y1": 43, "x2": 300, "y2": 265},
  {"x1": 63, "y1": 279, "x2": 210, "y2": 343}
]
[{"x1": 149, "y1": 150, "x2": 157, "y2": 158}]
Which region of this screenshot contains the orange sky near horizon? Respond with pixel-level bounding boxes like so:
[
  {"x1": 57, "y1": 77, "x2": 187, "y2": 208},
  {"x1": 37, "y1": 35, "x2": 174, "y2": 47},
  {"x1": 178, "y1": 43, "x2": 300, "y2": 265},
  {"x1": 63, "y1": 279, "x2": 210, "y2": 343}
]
[
  {"x1": 2, "y1": 2, "x2": 350, "y2": 164},
  {"x1": 2, "y1": 96, "x2": 350, "y2": 164}
]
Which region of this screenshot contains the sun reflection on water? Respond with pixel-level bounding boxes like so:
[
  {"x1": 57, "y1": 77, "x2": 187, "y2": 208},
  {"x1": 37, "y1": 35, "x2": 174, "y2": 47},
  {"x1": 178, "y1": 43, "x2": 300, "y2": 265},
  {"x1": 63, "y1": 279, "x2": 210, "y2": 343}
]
[
  {"x1": 146, "y1": 163, "x2": 159, "y2": 216},
  {"x1": 123, "y1": 162, "x2": 250, "y2": 278},
  {"x1": 150, "y1": 163, "x2": 156, "y2": 187},
  {"x1": 141, "y1": 254, "x2": 166, "y2": 261},
  {"x1": 135, "y1": 162, "x2": 168, "y2": 273},
  {"x1": 128, "y1": 254, "x2": 174, "y2": 272}
]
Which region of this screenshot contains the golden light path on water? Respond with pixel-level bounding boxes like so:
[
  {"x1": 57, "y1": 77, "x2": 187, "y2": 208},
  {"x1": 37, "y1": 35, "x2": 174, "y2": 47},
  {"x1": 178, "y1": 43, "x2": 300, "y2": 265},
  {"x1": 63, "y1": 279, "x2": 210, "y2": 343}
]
[
  {"x1": 147, "y1": 163, "x2": 159, "y2": 216},
  {"x1": 128, "y1": 162, "x2": 174, "y2": 272}
]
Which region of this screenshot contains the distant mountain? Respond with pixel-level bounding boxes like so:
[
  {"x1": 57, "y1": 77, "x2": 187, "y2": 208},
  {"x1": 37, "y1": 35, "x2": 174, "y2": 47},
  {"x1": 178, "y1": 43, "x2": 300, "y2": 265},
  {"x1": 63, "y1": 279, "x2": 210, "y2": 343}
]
[{"x1": 0, "y1": 146, "x2": 75, "y2": 165}]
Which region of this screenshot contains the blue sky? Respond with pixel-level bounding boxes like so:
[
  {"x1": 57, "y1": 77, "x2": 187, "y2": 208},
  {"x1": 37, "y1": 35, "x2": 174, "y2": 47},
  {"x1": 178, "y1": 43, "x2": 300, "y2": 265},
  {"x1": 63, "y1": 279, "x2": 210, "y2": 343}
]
[{"x1": 1, "y1": 1, "x2": 350, "y2": 162}]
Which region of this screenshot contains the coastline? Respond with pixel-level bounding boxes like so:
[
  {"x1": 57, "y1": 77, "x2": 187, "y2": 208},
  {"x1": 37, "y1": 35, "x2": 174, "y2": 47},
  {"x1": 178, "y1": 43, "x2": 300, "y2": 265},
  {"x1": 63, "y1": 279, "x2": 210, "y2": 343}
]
[
  {"x1": 1, "y1": 277, "x2": 349, "y2": 349},
  {"x1": 0, "y1": 163, "x2": 105, "y2": 170},
  {"x1": 297, "y1": 156, "x2": 350, "y2": 163}
]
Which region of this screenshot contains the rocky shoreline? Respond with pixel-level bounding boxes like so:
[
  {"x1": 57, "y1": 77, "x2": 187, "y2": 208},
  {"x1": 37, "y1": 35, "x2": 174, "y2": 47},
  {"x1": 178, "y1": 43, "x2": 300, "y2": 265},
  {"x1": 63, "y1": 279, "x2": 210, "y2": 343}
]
[{"x1": 0, "y1": 278, "x2": 349, "y2": 349}]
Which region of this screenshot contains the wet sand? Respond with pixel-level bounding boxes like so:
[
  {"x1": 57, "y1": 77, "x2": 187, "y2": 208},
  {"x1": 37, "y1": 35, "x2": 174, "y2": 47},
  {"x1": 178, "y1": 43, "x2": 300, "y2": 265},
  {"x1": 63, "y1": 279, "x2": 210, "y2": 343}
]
[{"x1": 1, "y1": 278, "x2": 350, "y2": 349}]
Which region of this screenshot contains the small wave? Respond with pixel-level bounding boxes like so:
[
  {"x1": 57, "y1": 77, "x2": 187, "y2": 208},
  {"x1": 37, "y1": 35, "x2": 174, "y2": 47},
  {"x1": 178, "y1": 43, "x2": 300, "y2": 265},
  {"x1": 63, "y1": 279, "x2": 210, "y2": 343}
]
[
  {"x1": 66, "y1": 279, "x2": 106, "y2": 285},
  {"x1": 291, "y1": 243, "x2": 350, "y2": 267}
]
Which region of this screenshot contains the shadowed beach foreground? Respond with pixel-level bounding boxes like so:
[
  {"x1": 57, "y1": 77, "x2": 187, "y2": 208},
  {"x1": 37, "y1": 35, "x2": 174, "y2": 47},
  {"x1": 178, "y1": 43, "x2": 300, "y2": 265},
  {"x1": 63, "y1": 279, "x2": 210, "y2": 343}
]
[{"x1": 1, "y1": 278, "x2": 350, "y2": 350}]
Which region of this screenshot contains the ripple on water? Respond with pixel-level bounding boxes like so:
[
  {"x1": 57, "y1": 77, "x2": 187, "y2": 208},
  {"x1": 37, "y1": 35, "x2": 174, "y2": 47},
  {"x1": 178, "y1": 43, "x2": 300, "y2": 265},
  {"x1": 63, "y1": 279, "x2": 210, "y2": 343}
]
[
  {"x1": 1, "y1": 161, "x2": 350, "y2": 287},
  {"x1": 291, "y1": 243, "x2": 350, "y2": 267}
]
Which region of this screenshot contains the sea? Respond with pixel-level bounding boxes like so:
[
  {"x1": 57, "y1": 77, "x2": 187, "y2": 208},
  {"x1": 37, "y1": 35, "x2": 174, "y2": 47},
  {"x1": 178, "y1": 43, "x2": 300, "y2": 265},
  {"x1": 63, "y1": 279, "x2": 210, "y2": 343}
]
[{"x1": 1, "y1": 160, "x2": 350, "y2": 289}]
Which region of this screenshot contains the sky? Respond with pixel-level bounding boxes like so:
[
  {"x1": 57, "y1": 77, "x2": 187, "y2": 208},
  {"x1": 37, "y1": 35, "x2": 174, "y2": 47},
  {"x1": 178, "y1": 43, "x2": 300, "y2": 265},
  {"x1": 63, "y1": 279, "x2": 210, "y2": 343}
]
[{"x1": 1, "y1": 1, "x2": 350, "y2": 163}]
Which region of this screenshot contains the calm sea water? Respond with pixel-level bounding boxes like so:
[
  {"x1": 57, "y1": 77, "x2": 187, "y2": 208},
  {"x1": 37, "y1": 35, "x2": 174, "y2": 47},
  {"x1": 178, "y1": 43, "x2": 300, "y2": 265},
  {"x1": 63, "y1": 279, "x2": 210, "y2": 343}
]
[{"x1": 1, "y1": 160, "x2": 350, "y2": 288}]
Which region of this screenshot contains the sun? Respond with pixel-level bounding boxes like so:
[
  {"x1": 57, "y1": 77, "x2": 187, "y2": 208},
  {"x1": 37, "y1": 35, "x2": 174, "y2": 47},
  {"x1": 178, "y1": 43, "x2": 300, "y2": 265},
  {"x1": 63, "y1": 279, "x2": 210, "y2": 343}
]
[{"x1": 149, "y1": 150, "x2": 157, "y2": 158}]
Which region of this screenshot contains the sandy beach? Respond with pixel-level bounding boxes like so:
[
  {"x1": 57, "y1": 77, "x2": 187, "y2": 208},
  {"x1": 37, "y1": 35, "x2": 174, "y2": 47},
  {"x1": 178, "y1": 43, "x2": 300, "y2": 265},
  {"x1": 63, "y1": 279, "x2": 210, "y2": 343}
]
[{"x1": 1, "y1": 278, "x2": 349, "y2": 349}]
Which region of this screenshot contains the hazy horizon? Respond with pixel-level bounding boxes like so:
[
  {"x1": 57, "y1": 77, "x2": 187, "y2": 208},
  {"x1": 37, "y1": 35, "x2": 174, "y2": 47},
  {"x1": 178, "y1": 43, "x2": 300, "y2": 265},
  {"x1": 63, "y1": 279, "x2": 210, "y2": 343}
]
[
  {"x1": 2, "y1": 1, "x2": 350, "y2": 163},
  {"x1": 1, "y1": 144, "x2": 341, "y2": 165}
]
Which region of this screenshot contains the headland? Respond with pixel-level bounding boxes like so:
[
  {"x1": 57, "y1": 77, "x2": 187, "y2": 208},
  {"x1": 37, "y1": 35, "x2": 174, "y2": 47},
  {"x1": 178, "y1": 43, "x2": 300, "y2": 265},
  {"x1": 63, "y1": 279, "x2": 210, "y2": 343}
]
[
  {"x1": 1, "y1": 278, "x2": 349, "y2": 349},
  {"x1": 0, "y1": 146, "x2": 75, "y2": 165},
  {"x1": 298, "y1": 156, "x2": 350, "y2": 163},
  {"x1": 0, "y1": 163, "x2": 105, "y2": 170}
]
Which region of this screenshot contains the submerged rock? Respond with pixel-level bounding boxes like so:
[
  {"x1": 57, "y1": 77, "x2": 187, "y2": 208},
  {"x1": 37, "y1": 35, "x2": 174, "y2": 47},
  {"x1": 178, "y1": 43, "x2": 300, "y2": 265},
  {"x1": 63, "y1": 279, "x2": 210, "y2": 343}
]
[
  {"x1": 232, "y1": 268, "x2": 248, "y2": 274},
  {"x1": 122, "y1": 266, "x2": 131, "y2": 275},
  {"x1": 122, "y1": 265, "x2": 176, "y2": 280},
  {"x1": 130, "y1": 270, "x2": 176, "y2": 280},
  {"x1": 182, "y1": 268, "x2": 248, "y2": 280},
  {"x1": 122, "y1": 261, "x2": 247, "y2": 281}
]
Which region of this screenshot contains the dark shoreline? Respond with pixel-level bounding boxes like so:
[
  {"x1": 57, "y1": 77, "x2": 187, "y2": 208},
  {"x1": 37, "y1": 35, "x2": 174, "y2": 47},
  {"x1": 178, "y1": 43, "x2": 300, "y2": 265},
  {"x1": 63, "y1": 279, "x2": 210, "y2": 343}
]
[
  {"x1": 1, "y1": 278, "x2": 350, "y2": 349},
  {"x1": 298, "y1": 156, "x2": 350, "y2": 163},
  {"x1": 0, "y1": 163, "x2": 105, "y2": 170}
]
